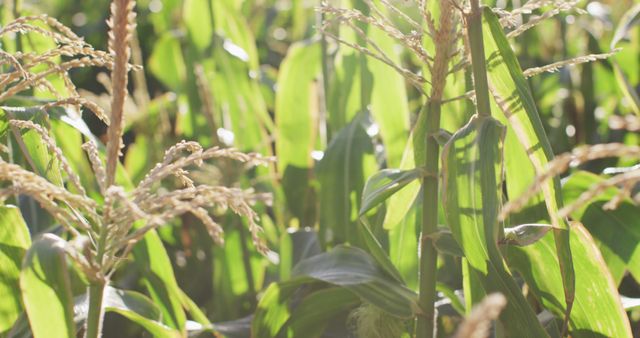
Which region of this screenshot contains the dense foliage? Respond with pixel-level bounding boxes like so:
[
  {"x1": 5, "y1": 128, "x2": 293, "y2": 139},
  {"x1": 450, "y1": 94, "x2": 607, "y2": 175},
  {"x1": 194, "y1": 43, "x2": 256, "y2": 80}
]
[{"x1": 1, "y1": 0, "x2": 640, "y2": 337}]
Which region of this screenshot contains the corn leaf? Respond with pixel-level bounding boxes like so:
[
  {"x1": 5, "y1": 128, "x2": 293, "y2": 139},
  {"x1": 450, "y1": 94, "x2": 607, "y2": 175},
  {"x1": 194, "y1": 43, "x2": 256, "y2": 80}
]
[
  {"x1": 482, "y1": 6, "x2": 575, "y2": 318},
  {"x1": 275, "y1": 41, "x2": 321, "y2": 224},
  {"x1": 292, "y1": 245, "x2": 419, "y2": 319},
  {"x1": 562, "y1": 171, "x2": 640, "y2": 285},
  {"x1": 20, "y1": 234, "x2": 75, "y2": 338},
  {"x1": 359, "y1": 168, "x2": 423, "y2": 217},
  {"x1": 252, "y1": 279, "x2": 309, "y2": 338},
  {"x1": 132, "y1": 229, "x2": 186, "y2": 333},
  {"x1": 507, "y1": 223, "x2": 632, "y2": 337},
  {"x1": 317, "y1": 113, "x2": 376, "y2": 244},
  {"x1": 73, "y1": 286, "x2": 181, "y2": 338},
  {"x1": 0, "y1": 206, "x2": 31, "y2": 332},
  {"x1": 283, "y1": 287, "x2": 359, "y2": 338},
  {"x1": 442, "y1": 115, "x2": 548, "y2": 337}
]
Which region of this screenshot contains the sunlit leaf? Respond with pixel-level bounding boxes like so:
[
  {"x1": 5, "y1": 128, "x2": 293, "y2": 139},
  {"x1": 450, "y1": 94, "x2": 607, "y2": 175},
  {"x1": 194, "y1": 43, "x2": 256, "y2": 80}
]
[
  {"x1": 20, "y1": 234, "x2": 75, "y2": 338},
  {"x1": 442, "y1": 115, "x2": 547, "y2": 337},
  {"x1": 507, "y1": 223, "x2": 632, "y2": 337},
  {"x1": 132, "y1": 229, "x2": 186, "y2": 333},
  {"x1": 0, "y1": 206, "x2": 31, "y2": 332},
  {"x1": 359, "y1": 168, "x2": 423, "y2": 217},
  {"x1": 482, "y1": 7, "x2": 575, "y2": 319},
  {"x1": 562, "y1": 171, "x2": 640, "y2": 285}
]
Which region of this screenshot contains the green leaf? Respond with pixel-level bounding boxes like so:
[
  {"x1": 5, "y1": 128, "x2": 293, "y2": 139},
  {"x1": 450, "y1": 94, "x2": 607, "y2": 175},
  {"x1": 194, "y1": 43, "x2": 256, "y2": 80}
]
[
  {"x1": 148, "y1": 33, "x2": 187, "y2": 92},
  {"x1": 507, "y1": 223, "x2": 632, "y2": 337},
  {"x1": 132, "y1": 229, "x2": 186, "y2": 333},
  {"x1": 20, "y1": 234, "x2": 75, "y2": 338},
  {"x1": 610, "y1": 3, "x2": 640, "y2": 49},
  {"x1": 292, "y1": 245, "x2": 419, "y2": 319},
  {"x1": 0, "y1": 206, "x2": 31, "y2": 332},
  {"x1": 382, "y1": 107, "x2": 427, "y2": 230},
  {"x1": 562, "y1": 171, "x2": 640, "y2": 285},
  {"x1": 613, "y1": 62, "x2": 640, "y2": 116},
  {"x1": 317, "y1": 113, "x2": 376, "y2": 244},
  {"x1": 252, "y1": 279, "x2": 308, "y2": 338},
  {"x1": 367, "y1": 28, "x2": 410, "y2": 167},
  {"x1": 283, "y1": 287, "x2": 359, "y2": 338},
  {"x1": 275, "y1": 41, "x2": 321, "y2": 172},
  {"x1": 442, "y1": 115, "x2": 547, "y2": 337},
  {"x1": 73, "y1": 286, "x2": 181, "y2": 338},
  {"x1": 359, "y1": 168, "x2": 423, "y2": 217},
  {"x1": 275, "y1": 41, "x2": 321, "y2": 224},
  {"x1": 482, "y1": 6, "x2": 575, "y2": 317},
  {"x1": 103, "y1": 287, "x2": 181, "y2": 338}
]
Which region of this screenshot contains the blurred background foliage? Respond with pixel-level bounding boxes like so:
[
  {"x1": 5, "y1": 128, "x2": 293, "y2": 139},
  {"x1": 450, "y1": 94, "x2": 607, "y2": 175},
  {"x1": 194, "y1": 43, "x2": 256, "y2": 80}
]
[{"x1": 1, "y1": 0, "x2": 640, "y2": 337}]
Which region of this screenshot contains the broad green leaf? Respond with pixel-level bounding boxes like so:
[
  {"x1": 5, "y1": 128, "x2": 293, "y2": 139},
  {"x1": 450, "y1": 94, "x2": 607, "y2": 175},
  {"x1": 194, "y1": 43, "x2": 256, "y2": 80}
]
[
  {"x1": 482, "y1": 7, "x2": 575, "y2": 316},
  {"x1": 275, "y1": 41, "x2": 321, "y2": 224},
  {"x1": 562, "y1": 171, "x2": 640, "y2": 285},
  {"x1": 359, "y1": 168, "x2": 423, "y2": 217},
  {"x1": 20, "y1": 234, "x2": 75, "y2": 338},
  {"x1": 284, "y1": 287, "x2": 359, "y2": 338},
  {"x1": 367, "y1": 28, "x2": 410, "y2": 167},
  {"x1": 292, "y1": 245, "x2": 419, "y2": 319},
  {"x1": 317, "y1": 113, "x2": 376, "y2": 244},
  {"x1": 252, "y1": 279, "x2": 308, "y2": 338},
  {"x1": 279, "y1": 229, "x2": 321, "y2": 281},
  {"x1": 356, "y1": 221, "x2": 405, "y2": 284},
  {"x1": 132, "y1": 229, "x2": 186, "y2": 333},
  {"x1": 382, "y1": 105, "x2": 428, "y2": 230},
  {"x1": 0, "y1": 206, "x2": 31, "y2": 332},
  {"x1": 74, "y1": 286, "x2": 181, "y2": 338},
  {"x1": 148, "y1": 33, "x2": 187, "y2": 92},
  {"x1": 275, "y1": 41, "x2": 321, "y2": 172},
  {"x1": 442, "y1": 115, "x2": 547, "y2": 337},
  {"x1": 388, "y1": 196, "x2": 420, "y2": 289},
  {"x1": 507, "y1": 223, "x2": 632, "y2": 337}
]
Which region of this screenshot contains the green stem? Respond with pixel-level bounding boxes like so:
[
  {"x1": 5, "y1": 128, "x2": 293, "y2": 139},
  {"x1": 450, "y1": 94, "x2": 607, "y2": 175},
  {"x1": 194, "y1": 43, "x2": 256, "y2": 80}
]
[
  {"x1": 467, "y1": 0, "x2": 492, "y2": 117},
  {"x1": 85, "y1": 223, "x2": 109, "y2": 338},
  {"x1": 416, "y1": 100, "x2": 442, "y2": 338},
  {"x1": 85, "y1": 281, "x2": 106, "y2": 338}
]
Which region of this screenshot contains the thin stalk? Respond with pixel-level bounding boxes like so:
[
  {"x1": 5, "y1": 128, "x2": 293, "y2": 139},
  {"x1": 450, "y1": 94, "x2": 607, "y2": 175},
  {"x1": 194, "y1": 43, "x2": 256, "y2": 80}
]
[
  {"x1": 417, "y1": 1, "x2": 456, "y2": 336},
  {"x1": 85, "y1": 224, "x2": 108, "y2": 338},
  {"x1": 85, "y1": 281, "x2": 106, "y2": 338},
  {"x1": 467, "y1": 0, "x2": 492, "y2": 117},
  {"x1": 416, "y1": 100, "x2": 442, "y2": 338}
]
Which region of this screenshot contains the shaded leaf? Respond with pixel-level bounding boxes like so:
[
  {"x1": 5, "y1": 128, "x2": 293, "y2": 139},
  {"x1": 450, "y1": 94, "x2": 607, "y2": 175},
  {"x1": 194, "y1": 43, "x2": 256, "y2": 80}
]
[
  {"x1": 74, "y1": 286, "x2": 181, "y2": 338},
  {"x1": 292, "y1": 245, "x2": 419, "y2": 318},
  {"x1": 317, "y1": 113, "x2": 376, "y2": 244}
]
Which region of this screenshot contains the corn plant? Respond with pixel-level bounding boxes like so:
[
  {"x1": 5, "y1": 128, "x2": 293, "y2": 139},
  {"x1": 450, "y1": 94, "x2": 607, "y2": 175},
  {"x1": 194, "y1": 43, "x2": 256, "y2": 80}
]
[
  {"x1": 1, "y1": 0, "x2": 640, "y2": 337},
  {"x1": 0, "y1": 1, "x2": 271, "y2": 337},
  {"x1": 253, "y1": 0, "x2": 636, "y2": 337}
]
